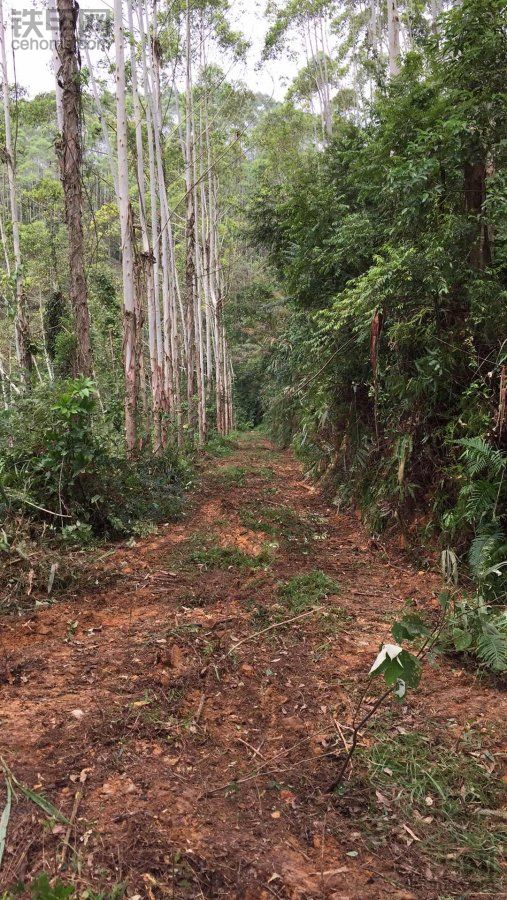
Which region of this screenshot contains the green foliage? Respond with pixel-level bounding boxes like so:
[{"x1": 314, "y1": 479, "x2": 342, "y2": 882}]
[
  {"x1": 1, "y1": 874, "x2": 125, "y2": 900},
  {"x1": 30, "y1": 875, "x2": 73, "y2": 900},
  {"x1": 214, "y1": 465, "x2": 247, "y2": 486},
  {"x1": 391, "y1": 612, "x2": 430, "y2": 643},
  {"x1": 444, "y1": 438, "x2": 507, "y2": 598},
  {"x1": 0, "y1": 378, "x2": 185, "y2": 538},
  {"x1": 189, "y1": 538, "x2": 270, "y2": 571},
  {"x1": 250, "y1": 0, "x2": 507, "y2": 634},
  {"x1": 363, "y1": 729, "x2": 503, "y2": 881},
  {"x1": 369, "y1": 643, "x2": 422, "y2": 698},
  {"x1": 240, "y1": 503, "x2": 303, "y2": 535},
  {"x1": 204, "y1": 433, "x2": 237, "y2": 457},
  {"x1": 278, "y1": 569, "x2": 338, "y2": 612},
  {"x1": 448, "y1": 597, "x2": 507, "y2": 672}
]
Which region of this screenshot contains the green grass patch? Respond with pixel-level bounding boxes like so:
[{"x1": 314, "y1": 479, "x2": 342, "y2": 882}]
[
  {"x1": 214, "y1": 465, "x2": 247, "y2": 486},
  {"x1": 240, "y1": 504, "x2": 317, "y2": 542},
  {"x1": 189, "y1": 537, "x2": 273, "y2": 571},
  {"x1": 359, "y1": 729, "x2": 504, "y2": 885},
  {"x1": 4, "y1": 870, "x2": 126, "y2": 899},
  {"x1": 257, "y1": 465, "x2": 276, "y2": 481},
  {"x1": 278, "y1": 569, "x2": 339, "y2": 613},
  {"x1": 204, "y1": 433, "x2": 237, "y2": 457}
]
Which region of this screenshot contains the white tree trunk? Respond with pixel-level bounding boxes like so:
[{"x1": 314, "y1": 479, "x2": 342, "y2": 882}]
[
  {"x1": 138, "y1": 1, "x2": 164, "y2": 385},
  {"x1": 47, "y1": 0, "x2": 64, "y2": 131},
  {"x1": 127, "y1": 0, "x2": 161, "y2": 451},
  {"x1": 114, "y1": 0, "x2": 137, "y2": 455},
  {"x1": 147, "y1": 9, "x2": 182, "y2": 439},
  {"x1": 0, "y1": 0, "x2": 32, "y2": 379},
  {"x1": 84, "y1": 44, "x2": 118, "y2": 195},
  {"x1": 387, "y1": 0, "x2": 401, "y2": 76}
]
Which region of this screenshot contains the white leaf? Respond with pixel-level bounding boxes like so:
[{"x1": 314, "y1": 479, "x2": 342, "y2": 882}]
[
  {"x1": 369, "y1": 643, "x2": 403, "y2": 674},
  {"x1": 394, "y1": 678, "x2": 406, "y2": 698}
]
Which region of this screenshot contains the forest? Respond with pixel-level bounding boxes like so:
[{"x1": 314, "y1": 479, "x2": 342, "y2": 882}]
[{"x1": 0, "y1": 0, "x2": 506, "y2": 896}]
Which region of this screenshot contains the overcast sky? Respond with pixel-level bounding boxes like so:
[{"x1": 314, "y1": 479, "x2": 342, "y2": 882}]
[{"x1": 2, "y1": 0, "x2": 293, "y2": 100}]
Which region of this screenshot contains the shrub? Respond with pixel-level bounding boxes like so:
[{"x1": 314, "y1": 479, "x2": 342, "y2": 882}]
[{"x1": 0, "y1": 378, "x2": 186, "y2": 538}]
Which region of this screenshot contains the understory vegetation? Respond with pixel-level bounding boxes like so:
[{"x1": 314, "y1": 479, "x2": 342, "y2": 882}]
[
  {"x1": 1, "y1": 0, "x2": 507, "y2": 895},
  {"x1": 248, "y1": 0, "x2": 507, "y2": 673},
  {"x1": 0, "y1": 0, "x2": 503, "y2": 677}
]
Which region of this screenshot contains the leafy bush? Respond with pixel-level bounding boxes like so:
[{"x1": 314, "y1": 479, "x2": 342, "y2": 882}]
[
  {"x1": 448, "y1": 596, "x2": 507, "y2": 672},
  {"x1": 249, "y1": 0, "x2": 507, "y2": 641},
  {"x1": 443, "y1": 438, "x2": 507, "y2": 601},
  {"x1": 0, "y1": 378, "x2": 187, "y2": 538}
]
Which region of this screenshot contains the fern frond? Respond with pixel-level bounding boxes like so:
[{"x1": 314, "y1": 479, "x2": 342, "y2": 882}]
[
  {"x1": 476, "y1": 617, "x2": 507, "y2": 672},
  {"x1": 469, "y1": 528, "x2": 507, "y2": 580},
  {"x1": 457, "y1": 437, "x2": 506, "y2": 478},
  {"x1": 459, "y1": 479, "x2": 498, "y2": 524}
]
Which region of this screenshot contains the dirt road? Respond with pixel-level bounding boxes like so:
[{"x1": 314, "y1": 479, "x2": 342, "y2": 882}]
[{"x1": 1, "y1": 434, "x2": 505, "y2": 898}]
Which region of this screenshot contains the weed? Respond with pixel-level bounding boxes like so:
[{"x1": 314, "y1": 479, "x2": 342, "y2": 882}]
[
  {"x1": 1, "y1": 874, "x2": 126, "y2": 900},
  {"x1": 250, "y1": 604, "x2": 273, "y2": 629},
  {"x1": 214, "y1": 465, "x2": 247, "y2": 486},
  {"x1": 360, "y1": 729, "x2": 504, "y2": 884},
  {"x1": 241, "y1": 504, "x2": 302, "y2": 536},
  {"x1": 257, "y1": 466, "x2": 276, "y2": 481},
  {"x1": 278, "y1": 569, "x2": 339, "y2": 613},
  {"x1": 205, "y1": 434, "x2": 236, "y2": 457},
  {"x1": 318, "y1": 607, "x2": 352, "y2": 635},
  {"x1": 189, "y1": 539, "x2": 271, "y2": 571}
]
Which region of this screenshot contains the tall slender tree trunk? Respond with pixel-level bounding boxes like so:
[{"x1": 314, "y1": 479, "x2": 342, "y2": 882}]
[
  {"x1": 387, "y1": 0, "x2": 401, "y2": 76},
  {"x1": 148, "y1": 9, "x2": 182, "y2": 441},
  {"x1": 465, "y1": 161, "x2": 491, "y2": 270},
  {"x1": 84, "y1": 44, "x2": 118, "y2": 195},
  {"x1": 56, "y1": 0, "x2": 92, "y2": 377},
  {"x1": 0, "y1": 0, "x2": 32, "y2": 381},
  {"x1": 192, "y1": 116, "x2": 206, "y2": 443},
  {"x1": 47, "y1": 0, "x2": 64, "y2": 131},
  {"x1": 114, "y1": 0, "x2": 137, "y2": 455},
  {"x1": 138, "y1": 4, "x2": 165, "y2": 448},
  {"x1": 430, "y1": 0, "x2": 441, "y2": 31},
  {"x1": 184, "y1": 0, "x2": 199, "y2": 441},
  {"x1": 126, "y1": 0, "x2": 158, "y2": 450}
]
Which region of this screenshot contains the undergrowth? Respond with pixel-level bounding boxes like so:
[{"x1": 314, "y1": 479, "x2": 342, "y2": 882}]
[
  {"x1": 358, "y1": 728, "x2": 504, "y2": 886},
  {"x1": 0, "y1": 379, "x2": 189, "y2": 539},
  {"x1": 188, "y1": 534, "x2": 273, "y2": 571},
  {"x1": 278, "y1": 569, "x2": 339, "y2": 613},
  {"x1": 213, "y1": 465, "x2": 247, "y2": 487}
]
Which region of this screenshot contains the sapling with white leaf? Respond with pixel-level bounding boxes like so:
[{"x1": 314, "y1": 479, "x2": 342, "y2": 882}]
[{"x1": 327, "y1": 601, "x2": 450, "y2": 794}]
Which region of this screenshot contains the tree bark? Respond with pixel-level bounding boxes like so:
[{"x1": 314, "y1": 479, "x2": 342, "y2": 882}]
[
  {"x1": 47, "y1": 0, "x2": 64, "y2": 131},
  {"x1": 56, "y1": 0, "x2": 92, "y2": 377},
  {"x1": 464, "y1": 161, "x2": 491, "y2": 270},
  {"x1": 0, "y1": 0, "x2": 32, "y2": 381},
  {"x1": 148, "y1": 9, "x2": 182, "y2": 440},
  {"x1": 387, "y1": 0, "x2": 401, "y2": 76},
  {"x1": 184, "y1": 0, "x2": 199, "y2": 440},
  {"x1": 114, "y1": 0, "x2": 137, "y2": 455}
]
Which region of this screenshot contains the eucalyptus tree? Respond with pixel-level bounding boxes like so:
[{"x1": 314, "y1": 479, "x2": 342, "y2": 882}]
[
  {"x1": 264, "y1": 0, "x2": 338, "y2": 138},
  {"x1": 387, "y1": 0, "x2": 401, "y2": 74},
  {"x1": 56, "y1": 0, "x2": 93, "y2": 377},
  {"x1": 113, "y1": 0, "x2": 138, "y2": 455},
  {"x1": 0, "y1": 0, "x2": 32, "y2": 380}
]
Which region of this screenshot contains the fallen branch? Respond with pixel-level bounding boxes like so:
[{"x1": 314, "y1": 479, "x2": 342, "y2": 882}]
[
  {"x1": 0, "y1": 778, "x2": 12, "y2": 870},
  {"x1": 193, "y1": 691, "x2": 206, "y2": 726},
  {"x1": 59, "y1": 785, "x2": 84, "y2": 869}
]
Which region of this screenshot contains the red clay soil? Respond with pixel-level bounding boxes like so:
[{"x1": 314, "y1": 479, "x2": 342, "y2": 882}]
[{"x1": 0, "y1": 434, "x2": 505, "y2": 899}]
